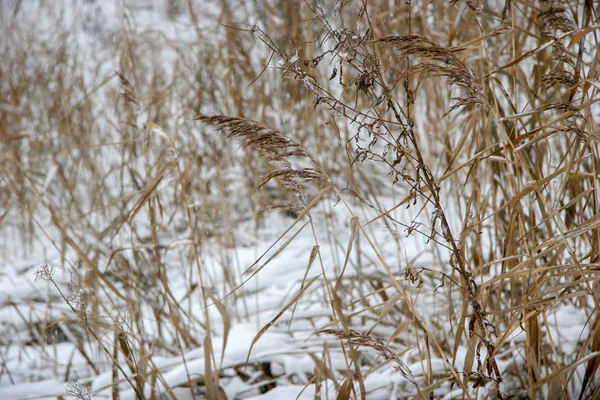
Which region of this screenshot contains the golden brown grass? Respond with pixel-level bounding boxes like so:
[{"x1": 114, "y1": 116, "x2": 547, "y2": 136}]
[{"x1": 1, "y1": 1, "x2": 600, "y2": 399}]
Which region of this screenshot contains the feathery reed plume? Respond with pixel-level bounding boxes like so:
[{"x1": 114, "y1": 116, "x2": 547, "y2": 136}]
[
  {"x1": 543, "y1": 70, "x2": 578, "y2": 89},
  {"x1": 538, "y1": 2, "x2": 577, "y2": 89},
  {"x1": 320, "y1": 329, "x2": 420, "y2": 388},
  {"x1": 195, "y1": 114, "x2": 329, "y2": 205},
  {"x1": 376, "y1": 35, "x2": 484, "y2": 112},
  {"x1": 115, "y1": 71, "x2": 140, "y2": 107},
  {"x1": 538, "y1": 5, "x2": 576, "y2": 34}
]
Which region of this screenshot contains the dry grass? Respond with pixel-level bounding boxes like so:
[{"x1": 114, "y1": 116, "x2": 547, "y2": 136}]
[{"x1": 1, "y1": 0, "x2": 600, "y2": 399}]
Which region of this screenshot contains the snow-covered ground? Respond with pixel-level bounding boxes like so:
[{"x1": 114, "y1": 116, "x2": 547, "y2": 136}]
[{"x1": 0, "y1": 194, "x2": 455, "y2": 399}]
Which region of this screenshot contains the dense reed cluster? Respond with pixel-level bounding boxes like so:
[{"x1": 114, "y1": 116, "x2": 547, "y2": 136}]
[{"x1": 1, "y1": 1, "x2": 599, "y2": 399}]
